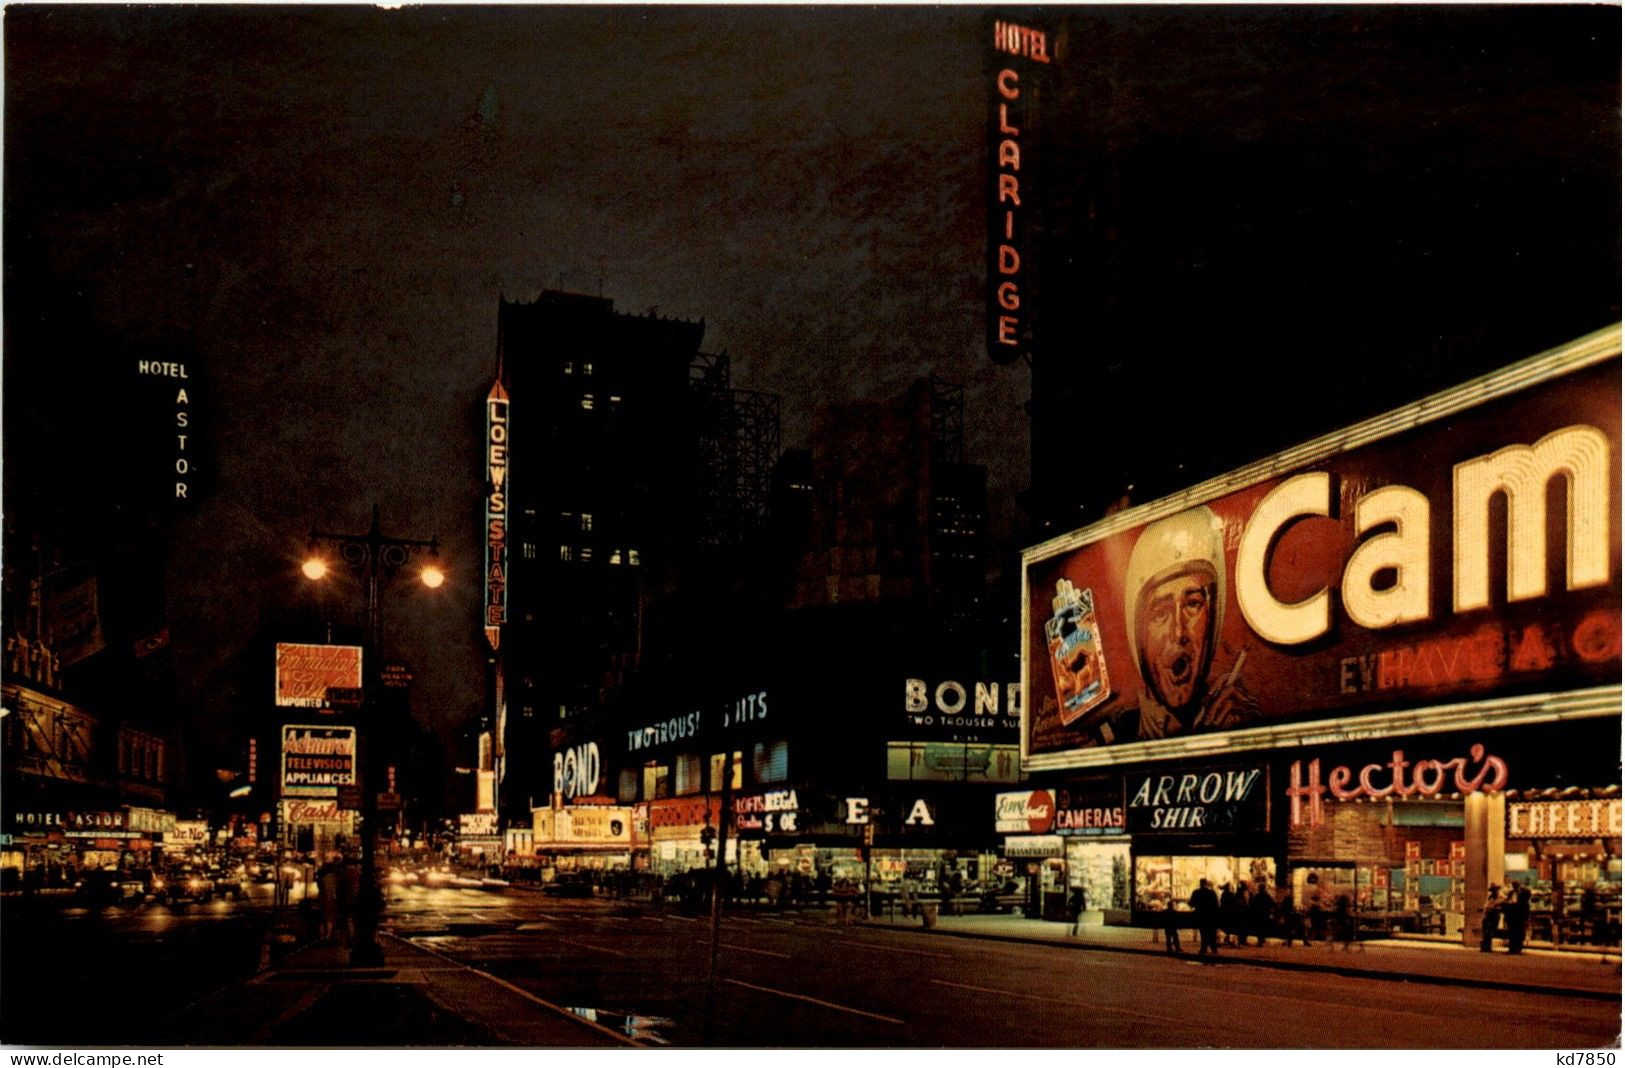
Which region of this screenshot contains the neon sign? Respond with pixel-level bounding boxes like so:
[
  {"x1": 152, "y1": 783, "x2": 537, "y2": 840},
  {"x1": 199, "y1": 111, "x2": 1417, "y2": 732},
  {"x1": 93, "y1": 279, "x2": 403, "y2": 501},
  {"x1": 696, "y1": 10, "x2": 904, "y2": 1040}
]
[
  {"x1": 1286, "y1": 743, "x2": 1508, "y2": 829},
  {"x1": 986, "y1": 19, "x2": 1049, "y2": 366},
  {"x1": 484, "y1": 379, "x2": 509, "y2": 648}
]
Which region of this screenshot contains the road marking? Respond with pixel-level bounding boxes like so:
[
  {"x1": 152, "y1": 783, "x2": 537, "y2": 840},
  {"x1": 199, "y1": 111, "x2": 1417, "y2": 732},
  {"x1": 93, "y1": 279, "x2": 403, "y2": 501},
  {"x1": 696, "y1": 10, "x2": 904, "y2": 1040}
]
[
  {"x1": 834, "y1": 938, "x2": 952, "y2": 959},
  {"x1": 723, "y1": 978, "x2": 905, "y2": 1025},
  {"x1": 563, "y1": 938, "x2": 627, "y2": 957},
  {"x1": 930, "y1": 979, "x2": 1168, "y2": 1025},
  {"x1": 696, "y1": 940, "x2": 792, "y2": 959}
]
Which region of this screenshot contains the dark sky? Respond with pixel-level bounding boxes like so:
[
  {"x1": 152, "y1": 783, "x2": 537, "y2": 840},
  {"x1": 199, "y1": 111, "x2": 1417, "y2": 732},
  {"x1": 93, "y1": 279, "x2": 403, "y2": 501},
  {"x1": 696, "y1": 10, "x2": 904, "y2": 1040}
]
[
  {"x1": 4, "y1": 5, "x2": 1618, "y2": 767},
  {"x1": 5, "y1": 5, "x2": 1019, "y2": 759}
]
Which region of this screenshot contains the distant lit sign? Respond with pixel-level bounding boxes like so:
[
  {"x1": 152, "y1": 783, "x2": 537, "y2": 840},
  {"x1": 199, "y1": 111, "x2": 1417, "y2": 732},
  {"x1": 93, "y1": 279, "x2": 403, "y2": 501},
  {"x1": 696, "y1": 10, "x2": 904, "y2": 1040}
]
[
  {"x1": 554, "y1": 741, "x2": 602, "y2": 800},
  {"x1": 275, "y1": 644, "x2": 362, "y2": 708},
  {"x1": 1052, "y1": 788, "x2": 1126, "y2": 837},
  {"x1": 734, "y1": 789, "x2": 800, "y2": 835},
  {"x1": 1507, "y1": 799, "x2": 1623, "y2": 839},
  {"x1": 484, "y1": 379, "x2": 510, "y2": 648},
  {"x1": 280, "y1": 724, "x2": 357, "y2": 797},
  {"x1": 995, "y1": 789, "x2": 1055, "y2": 834},
  {"x1": 461, "y1": 812, "x2": 498, "y2": 837},
  {"x1": 1003, "y1": 834, "x2": 1063, "y2": 858}
]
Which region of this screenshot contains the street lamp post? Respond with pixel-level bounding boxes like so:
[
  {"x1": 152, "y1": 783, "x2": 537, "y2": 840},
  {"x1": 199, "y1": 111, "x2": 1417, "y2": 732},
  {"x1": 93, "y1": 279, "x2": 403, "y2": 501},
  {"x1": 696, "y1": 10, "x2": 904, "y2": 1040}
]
[{"x1": 303, "y1": 504, "x2": 441, "y2": 967}]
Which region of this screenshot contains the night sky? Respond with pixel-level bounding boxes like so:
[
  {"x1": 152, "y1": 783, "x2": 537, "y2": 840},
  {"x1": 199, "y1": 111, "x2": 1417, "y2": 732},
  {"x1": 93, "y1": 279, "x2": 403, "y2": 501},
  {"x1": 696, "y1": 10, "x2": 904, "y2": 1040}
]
[{"x1": 4, "y1": 5, "x2": 1618, "y2": 772}]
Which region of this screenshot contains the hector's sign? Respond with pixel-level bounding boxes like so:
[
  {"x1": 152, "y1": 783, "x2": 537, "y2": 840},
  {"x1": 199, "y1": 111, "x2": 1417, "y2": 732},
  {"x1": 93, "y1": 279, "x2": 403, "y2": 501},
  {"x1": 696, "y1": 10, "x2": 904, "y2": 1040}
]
[
  {"x1": 1022, "y1": 329, "x2": 1621, "y2": 769},
  {"x1": 1286, "y1": 743, "x2": 1509, "y2": 829}
]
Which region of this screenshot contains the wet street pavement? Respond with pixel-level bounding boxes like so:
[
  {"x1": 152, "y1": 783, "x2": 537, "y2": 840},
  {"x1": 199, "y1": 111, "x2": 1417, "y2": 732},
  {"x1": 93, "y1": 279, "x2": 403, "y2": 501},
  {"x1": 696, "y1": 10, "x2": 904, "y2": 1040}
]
[{"x1": 4, "y1": 884, "x2": 1619, "y2": 1049}]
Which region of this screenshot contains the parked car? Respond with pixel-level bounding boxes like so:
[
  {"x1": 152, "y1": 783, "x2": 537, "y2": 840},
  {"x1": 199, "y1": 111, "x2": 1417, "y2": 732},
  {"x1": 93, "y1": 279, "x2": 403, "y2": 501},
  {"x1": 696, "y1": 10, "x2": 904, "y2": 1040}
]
[{"x1": 73, "y1": 869, "x2": 148, "y2": 906}]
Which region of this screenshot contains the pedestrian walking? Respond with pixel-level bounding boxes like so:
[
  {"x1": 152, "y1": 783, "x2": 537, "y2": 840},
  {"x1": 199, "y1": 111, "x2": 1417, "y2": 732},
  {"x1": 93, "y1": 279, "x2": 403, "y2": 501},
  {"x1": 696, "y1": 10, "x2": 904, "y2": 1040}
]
[
  {"x1": 1478, "y1": 885, "x2": 1503, "y2": 952},
  {"x1": 1248, "y1": 879, "x2": 1276, "y2": 945},
  {"x1": 1190, "y1": 878, "x2": 1221, "y2": 956},
  {"x1": 1276, "y1": 892, "x2": 1307, "y2": 947},
  {"x1": 1219, "y1": 882, "x2": 1241, "y2": 946},
  {"x1": 1332, "y1": 893, "x2": 1361, "y2": 951},
  {"x1": 316, "y1": 854, "x2": 341, "y2": 941},
  {"x1": 1160, "y1": 903, "x2": 1183, "y2": 954},
  {"x1": 1505, "y1": 884, "x2": 1531, "y2": 954},
  {"x1": 1066, "y1": 886, "x2": 1086, "y2": 936}
]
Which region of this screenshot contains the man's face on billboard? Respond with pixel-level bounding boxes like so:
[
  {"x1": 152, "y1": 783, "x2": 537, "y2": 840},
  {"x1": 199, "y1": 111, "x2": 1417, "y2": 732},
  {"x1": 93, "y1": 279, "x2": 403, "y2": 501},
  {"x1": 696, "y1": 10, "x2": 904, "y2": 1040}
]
[{"x1": 1138, "y1": 570, "x2": 1214, "y2": 713}]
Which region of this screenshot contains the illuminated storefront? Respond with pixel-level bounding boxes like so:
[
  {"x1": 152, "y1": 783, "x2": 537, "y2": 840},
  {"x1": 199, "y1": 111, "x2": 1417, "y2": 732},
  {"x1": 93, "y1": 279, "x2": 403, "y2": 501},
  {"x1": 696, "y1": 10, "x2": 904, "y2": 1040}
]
[{"x1": 1020, "y1": 326, "x2": 1622, "y2": 941}]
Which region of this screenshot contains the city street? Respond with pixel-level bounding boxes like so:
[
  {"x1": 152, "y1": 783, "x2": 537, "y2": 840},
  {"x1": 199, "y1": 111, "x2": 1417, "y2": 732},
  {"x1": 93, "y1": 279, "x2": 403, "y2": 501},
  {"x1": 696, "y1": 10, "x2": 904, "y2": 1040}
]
[{"x1": 9, "y1": 884, "x2": 1611, "y2": 1049}]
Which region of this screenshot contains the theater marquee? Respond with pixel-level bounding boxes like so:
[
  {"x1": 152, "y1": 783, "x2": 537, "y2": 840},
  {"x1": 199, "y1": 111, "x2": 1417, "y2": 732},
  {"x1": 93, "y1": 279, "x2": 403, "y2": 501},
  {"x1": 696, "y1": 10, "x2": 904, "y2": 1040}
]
[{"x1": 1021, "y1": 326, "x2": 1622, "y2": 770}]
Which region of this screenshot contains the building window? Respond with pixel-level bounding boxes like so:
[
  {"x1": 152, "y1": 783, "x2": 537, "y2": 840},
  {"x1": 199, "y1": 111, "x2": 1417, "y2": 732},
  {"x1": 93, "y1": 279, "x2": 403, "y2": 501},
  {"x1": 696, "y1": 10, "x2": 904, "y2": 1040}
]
[
  {"x1": 643, "y1": 762, "x2": 670, "y2": 800},
  {"x1": 709, "y1": 751, "x2": 743, "y2": 792},
  {"x1": 609, "y1": 550, "x2": 622, "y2": 565},
  {"x1": 628, "y1": 549, "x2": 641, "y2": 567},
  {"x1": 563, "y1": 361, "x2": 573, "y2": 375},
  {"x1": 581, "y1": 394, "x2": 595, "y2": 410},
  {"x1": 752, "y1": 740, "x2": 789, "y2": 784},
  {"x1": 674, "y1": 753, "x2": 703, "y2": 796},
  {"x1": 582, "y1": 362, "x2": 593, "y2": 376},
  {"x1": 559, "y1": 545, "x2": 572, "y2": 561},
  {"x1": 618, "y1": 768, "x2": 639, "y2": 803},
  {"x1": 580, "y1": 513, "x2": 593, "y2": 532},
  {"x1": 522, "y1": 542, "x2": 536, "y2": 560},
  {"x1": 579, "y1": 546, "x2": 593, "y2": 563}
]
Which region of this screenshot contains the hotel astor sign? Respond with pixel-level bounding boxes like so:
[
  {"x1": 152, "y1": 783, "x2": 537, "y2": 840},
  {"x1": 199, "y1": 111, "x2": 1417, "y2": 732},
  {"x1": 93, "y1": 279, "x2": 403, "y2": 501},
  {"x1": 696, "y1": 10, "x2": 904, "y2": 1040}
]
[{"x1": 1022, "y1": 329, "x2": 1621, "y2": 768}]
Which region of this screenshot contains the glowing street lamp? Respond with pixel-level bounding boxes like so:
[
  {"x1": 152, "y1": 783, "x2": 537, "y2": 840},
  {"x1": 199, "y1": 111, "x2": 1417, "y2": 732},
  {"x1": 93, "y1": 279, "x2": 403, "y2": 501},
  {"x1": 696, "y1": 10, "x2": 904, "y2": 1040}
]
[{"x1": 301, "y1": 503, "x2": 441, "y2": 967}]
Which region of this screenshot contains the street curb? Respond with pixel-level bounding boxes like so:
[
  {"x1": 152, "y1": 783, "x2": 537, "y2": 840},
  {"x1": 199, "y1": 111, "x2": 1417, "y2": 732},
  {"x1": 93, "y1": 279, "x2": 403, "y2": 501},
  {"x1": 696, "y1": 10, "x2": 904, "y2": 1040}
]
[{"x1": 863, "y1": 921, "x2": 1624, "y2": 1003}]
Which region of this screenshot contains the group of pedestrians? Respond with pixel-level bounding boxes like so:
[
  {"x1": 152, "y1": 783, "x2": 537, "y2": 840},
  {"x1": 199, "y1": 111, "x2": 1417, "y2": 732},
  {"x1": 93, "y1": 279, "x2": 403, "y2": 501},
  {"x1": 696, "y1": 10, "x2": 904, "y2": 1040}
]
[{"x1": 1479, "y1": 883, "x2": 1533, "y2": 953}]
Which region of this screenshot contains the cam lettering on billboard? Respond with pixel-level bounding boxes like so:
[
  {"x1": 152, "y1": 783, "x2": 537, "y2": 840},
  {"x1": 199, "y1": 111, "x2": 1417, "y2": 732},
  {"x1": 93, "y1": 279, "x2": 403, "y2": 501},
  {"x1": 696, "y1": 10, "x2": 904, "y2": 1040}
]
[
  {"x1": 281, "y1": 724, "x2": 356, "y2": 797},
  {"x1": 1021, "y1": 338, "x2": 1621, "y2": 768},
  {"x1": 986, "y1": 18, "x2": 1049, "y2": 366},
  {"x1": 275, "y1": 644, "x2": 363, "y2": 708},
  {"x1": 1286, "y1": 744, "x2": 1509, "y2": 830},
  {"x1": 485, "y1": 379, "x2": 510, "y2": 648},
  {"x1": 1126, "y1": 766, "x2": 1268, "y2": 834}
]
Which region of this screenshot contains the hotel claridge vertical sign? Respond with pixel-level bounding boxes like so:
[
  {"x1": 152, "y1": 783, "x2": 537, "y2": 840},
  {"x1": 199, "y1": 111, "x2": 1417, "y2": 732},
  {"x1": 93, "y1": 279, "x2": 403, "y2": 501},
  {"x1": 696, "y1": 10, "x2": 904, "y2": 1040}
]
[{"x1": 987, "y1": 17, "x2": 1052, "y2": 366}]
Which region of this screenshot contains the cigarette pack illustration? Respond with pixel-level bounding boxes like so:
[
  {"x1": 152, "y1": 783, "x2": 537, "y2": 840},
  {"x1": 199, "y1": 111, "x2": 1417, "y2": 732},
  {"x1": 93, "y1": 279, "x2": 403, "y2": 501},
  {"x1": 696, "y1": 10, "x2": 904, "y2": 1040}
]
[{"x1": 1045, "y1": 579, "x2": 1112, "y2": 725}]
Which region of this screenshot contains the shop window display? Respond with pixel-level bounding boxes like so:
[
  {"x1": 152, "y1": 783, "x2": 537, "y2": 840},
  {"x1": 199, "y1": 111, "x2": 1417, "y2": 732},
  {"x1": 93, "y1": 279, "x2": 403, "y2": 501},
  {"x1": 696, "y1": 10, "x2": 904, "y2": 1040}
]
[{"x1": 1135, "y1": 854, "x2": 1274, "y2": 912}]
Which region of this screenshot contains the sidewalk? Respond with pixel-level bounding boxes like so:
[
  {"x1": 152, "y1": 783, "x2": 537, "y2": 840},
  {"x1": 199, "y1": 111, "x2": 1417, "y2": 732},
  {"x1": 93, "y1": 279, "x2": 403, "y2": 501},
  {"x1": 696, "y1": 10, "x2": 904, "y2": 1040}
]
[
  {"x1": 154, "y1": 927, "x2": 638, "y2": 1048},
  {"x1": 859, "y1": 908, "x2": 1623, "y2": 1001}
]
